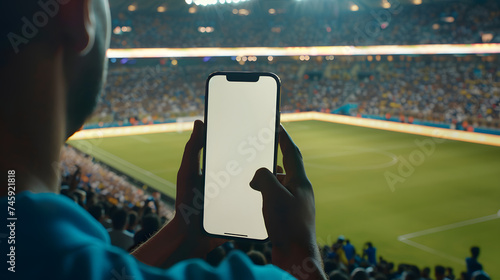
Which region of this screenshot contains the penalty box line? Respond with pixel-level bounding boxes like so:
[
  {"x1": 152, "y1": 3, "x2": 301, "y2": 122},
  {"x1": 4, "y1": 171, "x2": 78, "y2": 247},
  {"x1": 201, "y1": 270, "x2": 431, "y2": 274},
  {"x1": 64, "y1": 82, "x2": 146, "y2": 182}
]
[{"x1": 397, "y1": 213, "x2": 500, "y2": 264}]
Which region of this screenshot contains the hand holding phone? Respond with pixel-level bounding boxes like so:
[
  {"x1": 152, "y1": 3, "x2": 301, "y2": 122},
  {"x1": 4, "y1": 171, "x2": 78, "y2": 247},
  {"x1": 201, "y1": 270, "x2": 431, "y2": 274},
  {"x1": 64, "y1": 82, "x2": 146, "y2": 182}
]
[
  {"x1": 249, "y1": 126, "x2": 327, "y2": 280},
  {"x1": 202, "y1": 72, "x2": 280, "y2": 241}
]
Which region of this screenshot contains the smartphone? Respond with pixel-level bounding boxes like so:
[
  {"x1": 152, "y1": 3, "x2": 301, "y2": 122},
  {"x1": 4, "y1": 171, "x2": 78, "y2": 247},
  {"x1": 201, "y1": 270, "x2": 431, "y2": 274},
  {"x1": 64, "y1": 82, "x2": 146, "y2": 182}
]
[{"x1": 202, "y1": 72, "x2": 281, "y2": 241}]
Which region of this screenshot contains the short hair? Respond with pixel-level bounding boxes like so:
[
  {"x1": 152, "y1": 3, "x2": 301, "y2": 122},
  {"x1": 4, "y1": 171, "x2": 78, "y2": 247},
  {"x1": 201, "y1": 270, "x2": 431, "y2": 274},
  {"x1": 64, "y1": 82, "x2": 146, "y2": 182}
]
[
  {"x1": 323, "y1": 259, "x2": 338, "y2": 275},
  {"x1": 422, "y1": 267, "x2": 431, "y2": 277},
  {"x1": 404, "y1": 271, "x2": 418, "y2": 280},
  {"x1": 128, "y1": 211, "x2": 138, "y2": 227},
  {"x1": 88, "y1": 205, "x2": 103, "y2": 221},
  {"x1": 435, "y1": 265, "x2": 445, "y2": 276},
  {"x1": 329, "y1": 270, "x2": 349, "y2": 280},
  {"x1": 206, "y1": 246, "x2": 226, "y2": 267},
  {"x1": 351, "y1": 268, "x2": 369, "y2": 280},
  {"x1": 247, "y1": 250, "x2": 267, "y2": 265},
  {"x1": 141, "y1": 213, "x2": 160, "y2": 232},
  {"x1": 111, "y1": 208, "x2": 128, "y2": 230}
]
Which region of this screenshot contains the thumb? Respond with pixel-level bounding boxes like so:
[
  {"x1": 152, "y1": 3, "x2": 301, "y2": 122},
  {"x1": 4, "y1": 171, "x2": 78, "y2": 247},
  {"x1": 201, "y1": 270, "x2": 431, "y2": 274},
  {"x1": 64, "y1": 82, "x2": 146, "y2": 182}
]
[
  {"x1": 250, "y1": 168, "x2": 291, "y2": 199},
  {"x1": 179, "y1": 120, "x2": 204, "y2": 176}
]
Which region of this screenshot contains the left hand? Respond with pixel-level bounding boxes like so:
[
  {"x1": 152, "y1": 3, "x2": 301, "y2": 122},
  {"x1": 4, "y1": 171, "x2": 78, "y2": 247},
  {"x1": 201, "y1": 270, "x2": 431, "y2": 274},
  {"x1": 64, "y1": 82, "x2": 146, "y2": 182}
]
[{"x1": 173, "y1": 120, "x2": 226, "y2": 252}]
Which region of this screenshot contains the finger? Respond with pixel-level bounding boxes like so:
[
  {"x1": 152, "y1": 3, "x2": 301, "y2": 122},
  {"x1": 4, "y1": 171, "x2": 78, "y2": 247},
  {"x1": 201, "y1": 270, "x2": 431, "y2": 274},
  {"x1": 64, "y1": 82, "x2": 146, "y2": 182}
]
[
  {"x1": 250, "y1": 168, "x2": 292, "y2": 200},
  {"x1": 179, "y1": 120, "x2": 205, "y2": 176},
  {"x1": 279, "y1": 125, "x2": 307, "y2": 182}
]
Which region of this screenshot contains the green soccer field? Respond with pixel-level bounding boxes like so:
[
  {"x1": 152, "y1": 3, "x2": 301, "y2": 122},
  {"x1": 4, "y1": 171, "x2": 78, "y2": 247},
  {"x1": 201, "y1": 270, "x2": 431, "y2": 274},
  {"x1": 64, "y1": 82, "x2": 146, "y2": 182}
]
[{"x1": 68, "y1": 120, "x2": 500, "y2": 278}]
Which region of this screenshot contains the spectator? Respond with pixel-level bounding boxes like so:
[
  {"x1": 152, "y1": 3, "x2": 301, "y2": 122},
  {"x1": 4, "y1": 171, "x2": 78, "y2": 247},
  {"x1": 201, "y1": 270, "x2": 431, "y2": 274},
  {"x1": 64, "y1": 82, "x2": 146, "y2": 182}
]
[
  {"x1": 466, "y1": 247, "x2": 483, "y2": 280},
  {"x1": 88, "y1": 204, "x2": 105, "y2": 223},
  {"x1": 206, "y1": 246, "x2": 226, "y2": 267},
  {"x1": 132, "y1": 213, "x2": 160, "y2": 249},
  {"x1": 127, "y1": 210, "x2": 139, "y2": 234},
  {"x1": 330, "y1": 270, "x2": 349, "y2": 280},
  {"x1": 436, "y1": 265, "x2": 451, "y2": 280},
  {"x1": 421, "y1": 267, "x2": 433, "y2": 280},
  {"x1": 446, "y1": 267, "x2": 456, "y2": 280},
  {"x1": 351, "y1": 267, "x2": 369, "y2": 280},
  {"x1": 331, "y1": 235, "x2": 349, "y2": 266},
  {"x1": 471, "y1": 271, "x2": 490, "y2": 280},
  {"x1": 363, "y1": 242, "x2": 377, "y2": 266},
  {"x1": 344, "y1": 239, "x2": 356, "y2": 264},
  {"x1": 108, "y1": 208, "x2": 135, "y2": 251},
  {"x1": 247, "y1": 251, "x2": 267, "y2": 265}
]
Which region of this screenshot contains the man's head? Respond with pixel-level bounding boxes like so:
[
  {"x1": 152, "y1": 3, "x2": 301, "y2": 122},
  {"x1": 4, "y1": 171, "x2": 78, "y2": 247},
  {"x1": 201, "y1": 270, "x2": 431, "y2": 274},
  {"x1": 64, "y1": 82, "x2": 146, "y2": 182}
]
[
  {"x1": 421, "y1": 267, "x2": 431, "y2": 278},
  {"x1": 2, "y1": 0, "x2": 111, "y2": 136},
  {"x1": 435, "y1": 265, "x2": 445, "y2": 280},
  {"x1": 88, "y1": 204, "x2": 104, "y2": 222},
  {"x1": 471, "y1": 246, "x2": 480, "y2": 258},
  {"x1": 1, "y1": 0, "x2": 111, "y2": 194},
  {"x1": 127, "y1": 211, "x2": 138, "y2": 229},
  {"x1": 111, "y1": 208, "x2": 128, "y2": 230}
]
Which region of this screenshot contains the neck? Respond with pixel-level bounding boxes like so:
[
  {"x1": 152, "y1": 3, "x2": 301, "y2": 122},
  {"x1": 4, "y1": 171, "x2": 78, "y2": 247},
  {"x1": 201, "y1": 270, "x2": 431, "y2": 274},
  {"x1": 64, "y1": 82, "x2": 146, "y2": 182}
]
[{"x1": 0, "y1": 43, "x2": 66, "y2": 196}]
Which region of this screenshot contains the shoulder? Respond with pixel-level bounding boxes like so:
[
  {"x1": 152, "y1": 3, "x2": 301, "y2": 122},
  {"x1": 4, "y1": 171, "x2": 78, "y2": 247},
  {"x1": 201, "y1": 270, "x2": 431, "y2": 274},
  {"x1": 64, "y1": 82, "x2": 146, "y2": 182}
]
[{"x1": 169, "y1": 250, "x2": 294, "y2": 280}]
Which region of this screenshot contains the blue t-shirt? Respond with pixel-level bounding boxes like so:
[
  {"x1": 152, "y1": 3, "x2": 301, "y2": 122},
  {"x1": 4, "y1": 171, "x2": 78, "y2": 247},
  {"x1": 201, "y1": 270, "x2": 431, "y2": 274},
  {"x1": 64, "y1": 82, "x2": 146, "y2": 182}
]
[
  {"x1": 0, "y1": 191, "x2": 294, "y2": 279},
  {"x1": 343, "y1": 243, "x2": 355, "y2": 261},
  {"x1": 364, "y1": 247, "x2": 377, "y2": 265}
]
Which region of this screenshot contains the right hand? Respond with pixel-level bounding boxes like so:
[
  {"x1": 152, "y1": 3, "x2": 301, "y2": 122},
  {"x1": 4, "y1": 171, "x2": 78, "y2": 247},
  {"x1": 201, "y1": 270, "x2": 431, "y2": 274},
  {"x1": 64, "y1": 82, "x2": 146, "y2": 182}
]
[{"x1": 250, "y1": 125, "x2": 326, "y2": 280}]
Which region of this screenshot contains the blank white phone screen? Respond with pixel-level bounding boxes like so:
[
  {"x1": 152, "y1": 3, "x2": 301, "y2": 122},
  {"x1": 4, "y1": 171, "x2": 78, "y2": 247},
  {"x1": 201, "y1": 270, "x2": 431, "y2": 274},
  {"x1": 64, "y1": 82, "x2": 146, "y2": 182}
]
[{"x1": 203, "y1": 74, "x2": 278, "y2": 240}]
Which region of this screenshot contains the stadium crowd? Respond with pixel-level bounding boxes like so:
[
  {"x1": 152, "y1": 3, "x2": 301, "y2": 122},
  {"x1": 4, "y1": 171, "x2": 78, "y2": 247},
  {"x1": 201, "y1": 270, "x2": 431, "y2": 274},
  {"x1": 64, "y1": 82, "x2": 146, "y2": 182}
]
[
  {"x1": 110, "y1": 0, "x2": 500, "y2": 48},
  {"x1": 59, "y1": 145, "x2": 174, "y2": 251},
  {"x1": 89, "y1": 55, "x2": 500, "y2": 130},
  {"x1": 58, "y1": 146, "x2": 490, "y2": 279}
]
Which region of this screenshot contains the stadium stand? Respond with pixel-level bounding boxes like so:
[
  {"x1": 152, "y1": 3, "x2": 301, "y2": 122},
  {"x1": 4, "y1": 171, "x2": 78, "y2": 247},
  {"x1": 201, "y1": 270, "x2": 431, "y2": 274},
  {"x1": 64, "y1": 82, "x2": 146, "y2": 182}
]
[
  {"x1": 88, "y1": 55, "x2": 500, "y2": 131},
  {"x1": 110, "y1": 0, "x2": 500, "y2": 48}
]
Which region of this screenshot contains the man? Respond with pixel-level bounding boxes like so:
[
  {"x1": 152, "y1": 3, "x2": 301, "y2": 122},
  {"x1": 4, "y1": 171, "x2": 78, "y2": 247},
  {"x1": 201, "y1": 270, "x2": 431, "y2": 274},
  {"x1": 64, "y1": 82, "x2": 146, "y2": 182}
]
[
  {"x1": 435, "y1": 265, "x2": 451, "y2": 280},
  {"x1": 108, "y1": 208, "x2": 134, "y2": 251},
  {"x1": 466, "y1": 246, "x2": 483, "y2": 280},
  {"x1": 0, "y1": 0, "x2": 326, "y2": 279},
  {"x1": 362, "y1": 242, "x2": 377, "y2": 266},
  {"x1": 343, "y1": 239, "x2": 355, "y2": 265}
]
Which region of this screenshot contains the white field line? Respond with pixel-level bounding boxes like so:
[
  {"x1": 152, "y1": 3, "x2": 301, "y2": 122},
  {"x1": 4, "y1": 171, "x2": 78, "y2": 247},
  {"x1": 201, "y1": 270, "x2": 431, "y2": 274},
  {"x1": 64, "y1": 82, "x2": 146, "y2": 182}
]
[
  {"x1": 399, "y1": 239, "x2": 464, "y2": 264},
  {"x1": 398, "y1": 213, "x2": 500, "y2": 263},
  {"x1": 80, "y1": 140, "x2": 176, "y2": 191},
  {"x1": 398, "y1": 214, "x2": 500, "y2": 240}
]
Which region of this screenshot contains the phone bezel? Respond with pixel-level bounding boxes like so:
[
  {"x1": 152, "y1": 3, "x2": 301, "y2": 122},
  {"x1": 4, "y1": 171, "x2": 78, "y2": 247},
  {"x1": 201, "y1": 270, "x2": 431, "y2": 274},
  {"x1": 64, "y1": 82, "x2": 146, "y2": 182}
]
[{"x1": 201, "y1": 71, "x2": 281, "y2": 242}]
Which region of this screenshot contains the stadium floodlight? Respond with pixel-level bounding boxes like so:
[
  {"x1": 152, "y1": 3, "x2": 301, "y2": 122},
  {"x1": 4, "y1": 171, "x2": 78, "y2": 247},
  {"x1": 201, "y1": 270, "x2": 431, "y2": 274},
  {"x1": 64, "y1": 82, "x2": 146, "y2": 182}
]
[
  {"x1": 382, "y1": 0, "x2": 391, "y2": 9},
  {"x1": 107, "y1": 44, "x2": 500, "y2": 59}
]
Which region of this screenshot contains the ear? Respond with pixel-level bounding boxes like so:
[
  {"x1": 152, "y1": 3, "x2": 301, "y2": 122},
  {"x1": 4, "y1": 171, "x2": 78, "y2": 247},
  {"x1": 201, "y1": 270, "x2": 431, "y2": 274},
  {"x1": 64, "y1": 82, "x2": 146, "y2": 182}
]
[{"x1": 59, "y1": 0, "x2": 96, "y2": 55}]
